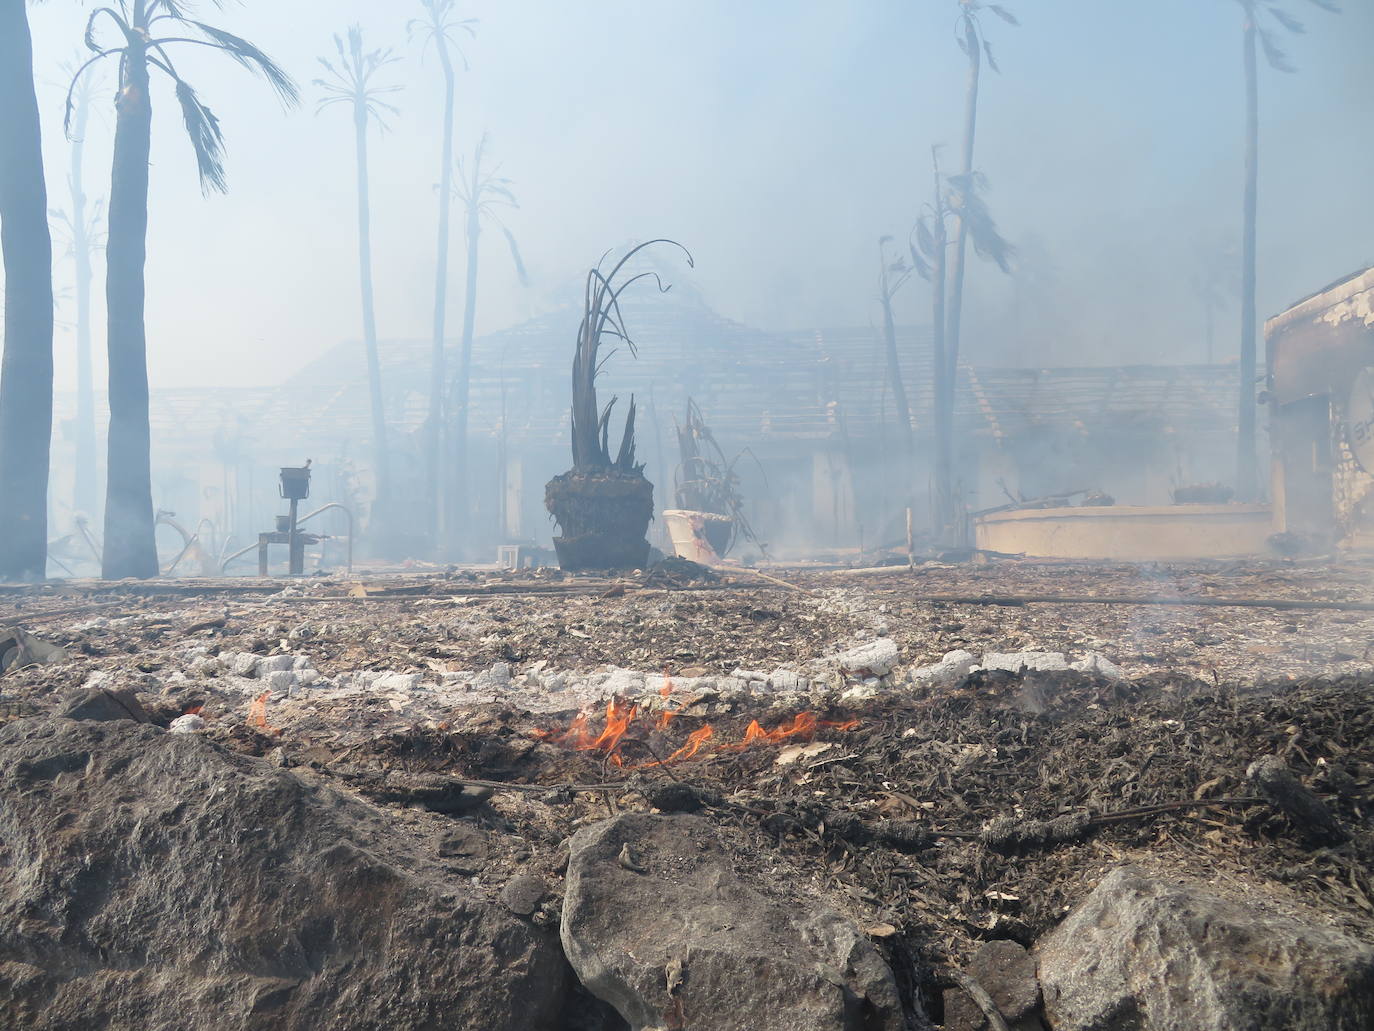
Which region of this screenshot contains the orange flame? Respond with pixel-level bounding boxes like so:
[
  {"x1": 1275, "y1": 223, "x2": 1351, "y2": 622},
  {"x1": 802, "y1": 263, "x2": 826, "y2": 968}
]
[
  {"x1": 247, "y1": 690, "x2": 275, "y2": 732},
  {"x1": 531, "y1": 702, "x2": 857, "y2": 767},
  {"x1": 667, "y1": 724, "x2": 714, "y2": 762},
  {"x1": 535, "y1": 698, "x2": 637, "y2": 763},
  {"x1": 591, "y1": 698, "x2": 637, "y2": 753}
]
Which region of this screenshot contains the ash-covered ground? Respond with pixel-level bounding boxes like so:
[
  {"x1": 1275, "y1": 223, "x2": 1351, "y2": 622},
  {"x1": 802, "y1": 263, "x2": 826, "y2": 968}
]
[{"x1": 2, "y1": 557, "x2": 1372, "y2": 1020}]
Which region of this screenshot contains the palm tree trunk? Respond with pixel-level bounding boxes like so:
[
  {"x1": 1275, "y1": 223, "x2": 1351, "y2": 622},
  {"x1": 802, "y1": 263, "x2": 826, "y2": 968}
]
[
  {"x1": 448, "y1": 198, "x2": 480, "y2": 556},
  {"x1": 101, "y1": 37, "x2": 159, "y2": 579},
  {"x1": 353, "y1": 103, "x2": 390, "y2": 521},
  {"x1": 930, "y1": 153, "x2": 952, "y2": 543},
  {"x1": 1237, "y1": 16, "x2": 1260, "y2": 500},
  {"x1": 878, "y1": 250, "x2": 914, "y2": 468},
  {"x1": 945, "y1": 35, "x2": 981, "y2": 406},
  {"x1": 71, "y1": 83, "x2": 98, "y2": 519},
  {"x1": 426, "y1": 35, "x2": 457, "y2": 552},
  {"x1": 0, "y1": 0, "x2": 55, "y2": 581}
]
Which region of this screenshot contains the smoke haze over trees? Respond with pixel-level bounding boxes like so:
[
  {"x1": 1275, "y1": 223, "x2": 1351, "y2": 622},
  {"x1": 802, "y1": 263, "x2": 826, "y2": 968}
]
[{"x1": 8, "y1": 0, "x2": 1368, "y2": 401}]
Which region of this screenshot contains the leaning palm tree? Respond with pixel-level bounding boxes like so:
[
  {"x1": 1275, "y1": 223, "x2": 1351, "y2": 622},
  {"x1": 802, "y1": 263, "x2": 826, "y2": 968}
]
[
  {"x1": 879, "y1": 239, "x2": 912, "y2": 519},
  {"x1": 51, "y1": 62, "x2": 104, "y2": 520},
  {"x1": 1230, "y1": 0, "x2": 1338, "y2": 500},
  {"x1": 67, "y1": 1, "x2": 299, "y2": 580},
  {"x1": 0, "y1": 0, "x2": 55, "y2": 581},
  {"x1": 944, "y1": 1, "x2": 1017, "y2": 431},
  {"x1": 445, "y1": 134, "x2": 527, "y2": 556},
  {"x1": 911, "y1": 147, "x2": 1013, "y2": 544},
  {"x1": 409, "y1": 1, "x2": 476, "y2": 551},
  {"x1": 316, "y1": 26, "x2": 401, "y2": 533},
  {"x1": 876, "y1": 235, "x2": 915, "y2": 468}
]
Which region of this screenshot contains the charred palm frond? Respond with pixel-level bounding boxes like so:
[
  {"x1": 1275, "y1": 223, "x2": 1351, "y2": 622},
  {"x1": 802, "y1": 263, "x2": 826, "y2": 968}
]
[
  {"x1": 314, "y1": 26, "x2": 402, "y2": 130},
  {"x1": 944, "y1": 171, "x2": 1013, "y2": 274},
  {"x1": 65, "y1": 1, "x2": 300, "y2": 195},
  {"x1": 673, "y1": 399, "x2": 767, "y2": 556},
  {"x1": 570, "y1": 240, "x2": 693, "y2": 473}
]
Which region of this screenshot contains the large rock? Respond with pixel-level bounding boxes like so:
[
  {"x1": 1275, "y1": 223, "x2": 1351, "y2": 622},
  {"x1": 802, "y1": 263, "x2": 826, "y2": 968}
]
[
  {"x1": 1036, "y1": 865, "x2": 1374, "y2": 1031},
  {"x1": 561, "y1": 812, "x2": 901, "y2": 1031},
  {"x1": 0, "y1": 718, "x2": 568, "y2": 1030}
]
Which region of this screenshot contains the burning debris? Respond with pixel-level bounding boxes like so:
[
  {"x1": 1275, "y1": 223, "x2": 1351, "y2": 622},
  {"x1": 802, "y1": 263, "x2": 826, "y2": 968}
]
[{"x1": 530, "y1": 693, "x2": 859, "y2": 769}]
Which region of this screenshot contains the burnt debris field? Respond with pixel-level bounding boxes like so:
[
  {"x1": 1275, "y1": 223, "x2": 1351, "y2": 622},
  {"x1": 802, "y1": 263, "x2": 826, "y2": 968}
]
[{"x1": 2, "y1": 559, "x2": 1372, "y2": 1029}]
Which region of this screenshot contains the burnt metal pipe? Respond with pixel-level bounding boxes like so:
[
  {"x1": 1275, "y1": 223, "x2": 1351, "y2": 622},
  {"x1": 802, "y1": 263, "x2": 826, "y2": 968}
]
[
  {"x1": 296, "y1": 504, "x2": 353, "y2": 573},
  {"x1": 219, "y1": 504, "x2": 353, "y2": 575}
]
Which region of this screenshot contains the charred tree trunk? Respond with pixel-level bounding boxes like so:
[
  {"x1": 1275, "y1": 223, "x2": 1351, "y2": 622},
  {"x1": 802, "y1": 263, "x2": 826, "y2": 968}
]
[
  {"x1": 930, "y1": 156, "x2": 953, "y2": 545},
  {"x1": 945, "y1": 29, "x2": 981, "y2": 415},
  {"x1": 353, "y1": 98, "x2": 390, "y2": 529},
  {"x1": 1237, "y1": 16, "x2": 1260, "y2": 501},
  {"x1": 425, "y1": 31, "x2": 457, "y2": 553},
  {"x1": 0, "y1": 0, "x2": 55, "y2": 581},
  {"x1": 878, "y1": 246, "x2": 915, "y2": 466},
  {"x1": 101, "y1": 33, "x2": 159, "y2": 580},
  {"x1": 70, "y1": 81, "x2": 99, "y2": 520}
]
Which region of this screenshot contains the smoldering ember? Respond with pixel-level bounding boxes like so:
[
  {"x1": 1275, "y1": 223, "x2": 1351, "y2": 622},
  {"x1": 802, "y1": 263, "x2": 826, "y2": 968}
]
[{"x1": 3, "y1": 4, "x2": 1374, "y2": 1031}]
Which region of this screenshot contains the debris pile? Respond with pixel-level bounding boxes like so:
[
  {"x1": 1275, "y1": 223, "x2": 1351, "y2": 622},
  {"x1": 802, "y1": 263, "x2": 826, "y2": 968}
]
[{"x1": 0, "y1": 559, "x2": 1372, "y2": 1029}]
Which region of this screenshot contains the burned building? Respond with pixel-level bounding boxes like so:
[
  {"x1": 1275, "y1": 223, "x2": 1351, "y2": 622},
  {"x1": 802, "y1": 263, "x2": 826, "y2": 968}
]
[
  {"x1": 1267, "y1": 267, "x2": 1374, "y2": 549},
  {"x1": 49, "y1": 292, "x2": 1252, "y2": 567}
]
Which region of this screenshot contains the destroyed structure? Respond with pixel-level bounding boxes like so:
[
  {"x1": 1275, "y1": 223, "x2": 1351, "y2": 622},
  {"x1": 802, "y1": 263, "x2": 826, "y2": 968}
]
[
  {"x1": 47, "y1": 289, "x2": 1252, "y2": 570},
  {"x1": 1267, "y1": 266, "x2": 1374, "y2": 550}
]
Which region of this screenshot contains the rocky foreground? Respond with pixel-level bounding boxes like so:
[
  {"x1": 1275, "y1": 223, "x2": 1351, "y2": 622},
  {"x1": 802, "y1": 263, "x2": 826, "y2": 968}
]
[{"x1": 0, "y1": 559, "x2": 1372, "y2": 1029}]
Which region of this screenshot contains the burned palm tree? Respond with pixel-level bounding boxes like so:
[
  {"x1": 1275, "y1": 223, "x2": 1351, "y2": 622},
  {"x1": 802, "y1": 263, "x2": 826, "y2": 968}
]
[
  {"x1": 945, "y1": 1, "x2": 1017, "y2": 446},
  {"x1": 0, "y1": 0, "x2": 55, "y2": 581},
  {"x1": 877, "y1": 235, "x2": 916, "y2": 475},
  {"x1": 1230, "y1": 0, "x2": 1338, "y2": 499},
  {"x1": 446, "y1": 134, "x2": 526, "y2": 557},
  {"x1": 409, "y1": 1, "x2": 476, "y2": 550},
  {"x1": 315, "y1": 27, "x2": 401, "y2": 531},
  {"x1": 545, "y1": 240, "x2": 692, "y2": 572},
  {"x1": 911, "y1": 147, "x2": 1012, "y2": 543},
  {"x1": 67, "y1": 0, "x2": 299, "y2": 579},
  {"x1": 672, "y1": 398, "x2": 765, "y2": 559}
]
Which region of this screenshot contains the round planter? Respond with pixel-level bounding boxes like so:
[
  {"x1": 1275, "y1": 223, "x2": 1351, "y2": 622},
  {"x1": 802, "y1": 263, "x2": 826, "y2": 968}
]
[{"x1": 545, "y1": 469, "x2": 654, "y2": 572}]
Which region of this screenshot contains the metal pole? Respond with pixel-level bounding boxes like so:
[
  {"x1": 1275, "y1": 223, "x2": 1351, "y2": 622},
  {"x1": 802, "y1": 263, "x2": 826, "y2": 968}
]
[
  {"x1": 288, "y1": 497, "x2": 303, "y2": 575},
  {"x1": 906, "y1": 507, "x2": 914, "y2": 570}
]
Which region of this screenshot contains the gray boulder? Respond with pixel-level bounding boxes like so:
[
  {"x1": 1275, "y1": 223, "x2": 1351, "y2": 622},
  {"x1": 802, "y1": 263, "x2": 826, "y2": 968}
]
[
  {"x1": 1036, "y1": 865, "x2": 1374, "y2": 1031},
  {"x1": 0, "y1": 718, "x2": 568, "y2": 1030},
  {"x1": 561, "y1": 812, "x2": 901, "y2": 1031}
]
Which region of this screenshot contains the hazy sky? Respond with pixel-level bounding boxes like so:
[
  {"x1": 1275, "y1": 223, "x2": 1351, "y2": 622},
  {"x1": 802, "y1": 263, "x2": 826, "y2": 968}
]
[{"x1": 19, "y1": 0, "x2": 1374, "y2": 390}]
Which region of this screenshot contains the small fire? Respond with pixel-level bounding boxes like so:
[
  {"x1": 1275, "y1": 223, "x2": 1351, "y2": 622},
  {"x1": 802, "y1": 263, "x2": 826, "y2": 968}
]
[
  {"x1": 660, "y1": 724, "x2": 713, "y2": 764},
  {"x1": 532, "y1": 699, "x2": 857, "y2": 768},
  {"x1": 535, "y1": 697, "x2": 638, "y2": 765},
  {"x1": 247, "y1": 690, "x2": 274, "y2": 732},
  {"x1": 732, "y1": 712, "x2": 859, "y2": 748},
  {"x1": 656, "y1": 675, "x2": 678, "y2": 730}
]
